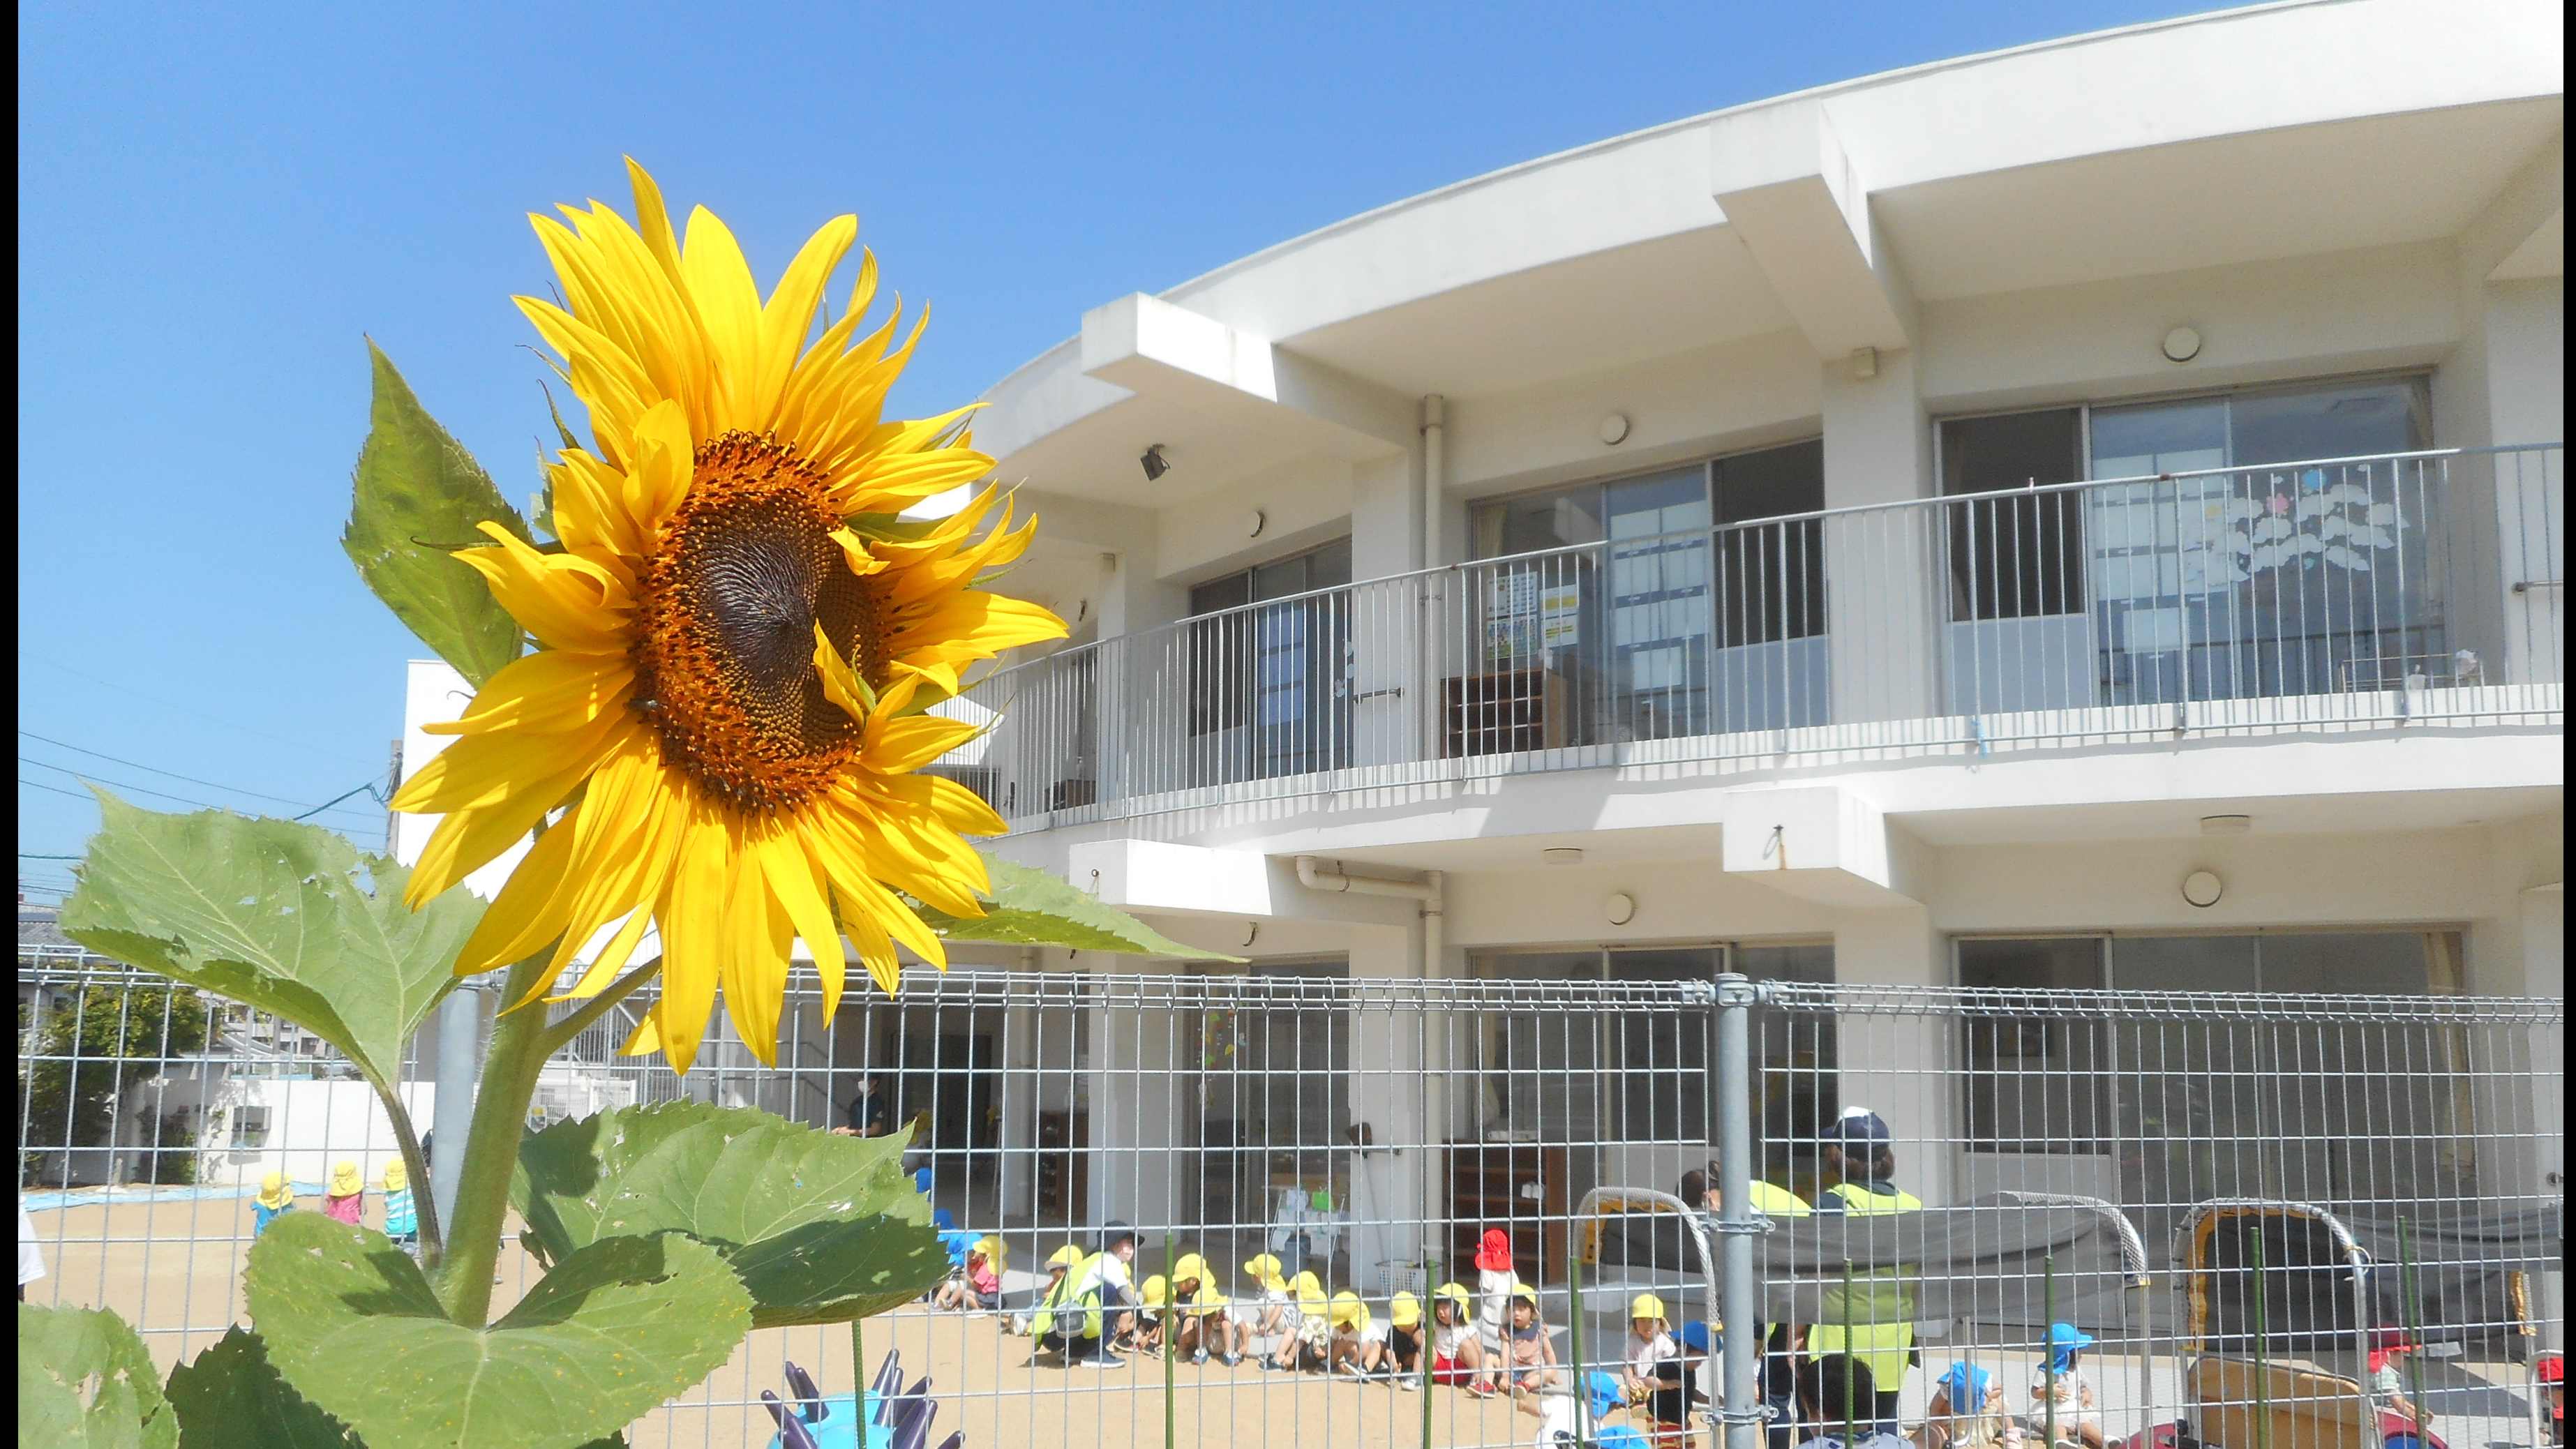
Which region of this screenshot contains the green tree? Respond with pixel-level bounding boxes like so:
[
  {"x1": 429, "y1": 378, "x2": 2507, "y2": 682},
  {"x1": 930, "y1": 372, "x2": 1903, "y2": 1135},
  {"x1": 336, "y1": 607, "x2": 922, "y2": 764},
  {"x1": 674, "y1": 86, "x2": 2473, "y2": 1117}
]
[{"x1": 20, "y1": 978, "x2": 214, "y2": 1185}]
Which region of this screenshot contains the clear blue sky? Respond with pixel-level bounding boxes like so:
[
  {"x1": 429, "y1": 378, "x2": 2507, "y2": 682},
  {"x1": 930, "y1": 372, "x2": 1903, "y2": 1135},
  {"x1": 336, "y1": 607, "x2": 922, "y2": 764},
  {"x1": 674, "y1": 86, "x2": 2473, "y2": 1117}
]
[{"x1": 16, "y1": 1, "x2": 2205, "y2": 894}]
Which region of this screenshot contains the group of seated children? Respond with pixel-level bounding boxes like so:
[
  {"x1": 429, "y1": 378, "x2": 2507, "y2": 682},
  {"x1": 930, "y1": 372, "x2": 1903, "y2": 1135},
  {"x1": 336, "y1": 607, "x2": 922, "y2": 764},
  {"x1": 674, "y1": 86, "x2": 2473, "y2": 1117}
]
[{"x1": 1908, "y1": 1327, "x2": 2106, "y2": 1449}]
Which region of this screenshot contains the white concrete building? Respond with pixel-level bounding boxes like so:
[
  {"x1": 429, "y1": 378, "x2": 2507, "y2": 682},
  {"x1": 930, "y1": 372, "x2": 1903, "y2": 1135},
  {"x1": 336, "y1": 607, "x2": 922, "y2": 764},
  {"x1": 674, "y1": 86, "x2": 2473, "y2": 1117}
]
[
  {"x1": 391, "y1": 0, "x2": 2561, "y2": 1285},
  {"x1": 928, "y1": 0, "x2": 2563, "y2": 1231}
]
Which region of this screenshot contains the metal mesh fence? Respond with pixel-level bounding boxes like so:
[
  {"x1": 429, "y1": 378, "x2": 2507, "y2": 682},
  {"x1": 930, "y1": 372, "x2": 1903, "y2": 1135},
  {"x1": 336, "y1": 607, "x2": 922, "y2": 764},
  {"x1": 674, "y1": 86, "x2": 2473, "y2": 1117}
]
[{"x1": 17, "y1": 954, "x2": 2563, "y2": 1449}]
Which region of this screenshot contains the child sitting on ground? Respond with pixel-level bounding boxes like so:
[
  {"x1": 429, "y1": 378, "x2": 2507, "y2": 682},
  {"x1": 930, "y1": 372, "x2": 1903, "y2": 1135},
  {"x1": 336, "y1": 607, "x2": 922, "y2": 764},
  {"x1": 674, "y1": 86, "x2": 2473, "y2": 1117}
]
[
  {"x1": 322, "y1": 1161, "x2": 364, "y2": 1226},
  {"x1": 1385, "y1": 1290, "x2": 1425, "y2": 1390},
  {"x1": 1238, "y1": 1253, "x2": 1296, "y2": 1365},
  {"x1": 1327, "y1": 1290, "x2": 1389, "y2": 1379},
  {"x1": 253, "y1": 1172, "x2": 294, "y2": 1238},
  {"x1": 1504, "y1": 1285, "x2": 1565, "y2": 1410},
  {"x1": 934, "y1": 1235, "x2": 1005, "y2": 1314},
  {"x1": 1167, "y1": 1255, "x2": 1245, "y2": 1365},
  {"x1": 1010, "y1": 1245, "x2": 1084, "y2": 1337},
  {"x1": 1914, "y1": 1362, "x2": 2023, "y2": 1449},
  {"x1": 2030, "y1": 1326, "x2": 2103, "y2": 1449},
  {"x1": 1133, "y1": 1275, "x2": 1172, "y2": 1355},
  {"x1": 1643, "y1": 1321, "x2": 1715, "y2": 1446},
  {"x1": 1267, "y1": 1271, "x2": 1331, "y2": 1371},
  {"x1": 1623, "y1": 1293, "x2": 1679, "y2": 1404},
  {"x1": 380, "y1": 1162, "x2": 418, "y2": 1260},
  {"x1": 1427, "y1": 1282, "x2": 1495, "y2": 1393},
  {"x1": 1533, "y1": 1370, "x2": 1658, "y2": 1449},
  {"x1": 1797, "y1": 1355, "x2": 1906, "y2": 1449}
]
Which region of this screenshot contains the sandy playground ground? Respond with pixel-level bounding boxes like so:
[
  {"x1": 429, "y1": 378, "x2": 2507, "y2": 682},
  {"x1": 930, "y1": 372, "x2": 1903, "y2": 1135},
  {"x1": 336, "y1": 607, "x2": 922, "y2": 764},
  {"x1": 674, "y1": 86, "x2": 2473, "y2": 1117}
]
[{"x1": 27, "y1": 1194, "x2": 1642, "y2": 1448}]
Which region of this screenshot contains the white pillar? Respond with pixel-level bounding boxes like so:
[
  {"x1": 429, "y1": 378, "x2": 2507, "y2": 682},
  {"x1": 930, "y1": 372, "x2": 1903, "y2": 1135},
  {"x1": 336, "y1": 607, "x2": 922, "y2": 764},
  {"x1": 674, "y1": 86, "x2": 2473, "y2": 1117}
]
[
  {"x1": 1348, "y1": 453, "x2": 1428, "y2": 768},
  {"x1": 1829, "y1": 906, "x2": 1953, "y2": 1207},
  {"x1": 1820, "y1": 350, "x2": 1941, "y2": 730}
]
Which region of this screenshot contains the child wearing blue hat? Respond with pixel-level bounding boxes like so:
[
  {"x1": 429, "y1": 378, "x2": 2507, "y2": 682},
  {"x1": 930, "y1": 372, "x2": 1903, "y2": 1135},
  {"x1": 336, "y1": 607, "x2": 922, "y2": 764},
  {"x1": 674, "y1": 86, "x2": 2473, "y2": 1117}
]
[
  {"x1": 1917, "y1": 1362, "x2": 2021, "y2": 1449},
  {"x1": 1533, "y1": 1371, "x2": 1654, "y2": 1448},
  {"x1": 1642, "y1": 1321, "x2": 1716, "y2": 1445},
  {"x1": 2031, "y1": 1326, "x2": 2102, "y2": 1449}
]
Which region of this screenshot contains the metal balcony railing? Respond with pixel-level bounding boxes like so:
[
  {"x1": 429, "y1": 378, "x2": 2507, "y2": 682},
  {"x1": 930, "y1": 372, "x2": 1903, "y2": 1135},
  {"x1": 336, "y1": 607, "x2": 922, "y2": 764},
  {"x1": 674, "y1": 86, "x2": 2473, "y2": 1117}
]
[{"x1": 940, "y1": 444, "x2": 2563, "y2": 825}]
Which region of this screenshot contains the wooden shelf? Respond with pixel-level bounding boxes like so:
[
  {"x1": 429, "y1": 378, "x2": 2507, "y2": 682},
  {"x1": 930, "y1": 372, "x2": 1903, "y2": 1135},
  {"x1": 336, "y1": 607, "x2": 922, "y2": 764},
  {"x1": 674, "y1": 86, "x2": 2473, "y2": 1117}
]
[
  {"x1": 1445, "y1": 1141, "x2": 1568, "y2": 1282},
  {"x1": 1443, "y1": 669, "x2": 1569, "y2": 758}
]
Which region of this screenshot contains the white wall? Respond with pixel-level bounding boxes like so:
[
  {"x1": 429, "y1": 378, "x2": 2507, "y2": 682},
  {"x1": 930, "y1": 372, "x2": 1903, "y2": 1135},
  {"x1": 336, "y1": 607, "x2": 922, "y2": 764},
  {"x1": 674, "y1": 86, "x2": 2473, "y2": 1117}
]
[{"x1": 195, "y1": 1079, "x2": 436, "y2": 1192}]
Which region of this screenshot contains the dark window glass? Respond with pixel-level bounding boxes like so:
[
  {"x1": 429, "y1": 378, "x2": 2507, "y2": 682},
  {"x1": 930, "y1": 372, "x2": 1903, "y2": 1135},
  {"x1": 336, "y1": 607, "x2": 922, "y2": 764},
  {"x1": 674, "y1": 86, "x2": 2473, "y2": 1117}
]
[
  {"x1": 1957, "y1": 938, "x2": 2109, "y2": 1155},
  {"x1": 1712, "y1": 441, "x2": 1826, "y2": 647},
  {"x1": 1940, "y1": 409, "x2": 2087, "y2": 619}
]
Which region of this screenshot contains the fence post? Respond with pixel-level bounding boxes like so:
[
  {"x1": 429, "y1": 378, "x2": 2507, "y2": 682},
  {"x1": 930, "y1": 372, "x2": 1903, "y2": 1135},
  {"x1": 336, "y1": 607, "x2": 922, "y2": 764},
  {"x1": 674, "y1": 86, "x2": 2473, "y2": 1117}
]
[
  {"x1": 427, "y1": 982, "x2": 485, "y2": 1238},
  {"x1": 1713, "y1": 971, "x2": 1765, "y2": 1449}
]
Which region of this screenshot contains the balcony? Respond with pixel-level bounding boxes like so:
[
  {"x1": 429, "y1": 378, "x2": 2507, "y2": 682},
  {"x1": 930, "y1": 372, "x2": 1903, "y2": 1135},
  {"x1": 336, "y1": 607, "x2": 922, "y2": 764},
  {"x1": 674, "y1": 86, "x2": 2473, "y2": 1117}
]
[{"x1": 942, "y1": 445, "x2": 2563, "y2": 828}]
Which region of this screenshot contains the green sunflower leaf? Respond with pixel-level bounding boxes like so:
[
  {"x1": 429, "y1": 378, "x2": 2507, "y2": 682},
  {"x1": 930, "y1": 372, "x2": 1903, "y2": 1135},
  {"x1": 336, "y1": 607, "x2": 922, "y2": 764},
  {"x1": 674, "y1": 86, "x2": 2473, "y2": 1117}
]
[
  {"x1": 163, "y1": 1328, "x2": 357, "y2": 1448},
  {"x1": 512, "y1": 1102, "x2": 949, "y2": 1330},
  {"x1": 58, "y1": 792, "x2": 486, "y2": 1094},
  {"x1": 18, "y1": 1302, "x2": 180, "y2": 1449},
  {"x1": 345, "y1": 339, "x2": 531, "y2": 687},
  {"x1": 245, "y1": 1214, "x2": 740, "y2": 1449},
  {"x1": 917, "y1": 852, "x2": 1237, "y2": 959}
]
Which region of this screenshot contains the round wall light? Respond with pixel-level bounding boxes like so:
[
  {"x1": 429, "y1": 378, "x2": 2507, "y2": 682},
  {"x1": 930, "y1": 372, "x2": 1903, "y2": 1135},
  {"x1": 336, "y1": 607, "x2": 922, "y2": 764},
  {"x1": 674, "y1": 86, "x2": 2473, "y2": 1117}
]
[
  {"x1": 2162, "y1": 326, "x2": 2203, "y2": 363},
  {"x1": 1603, "y1": 892, "x2": 1637, "y2": 926},
  {"x1": 1597, "y1": 413, "x2": 1631, "y2": 446},
  {"x1": 2181, "y1": 869, "x2": 2224, "y2": 909}
]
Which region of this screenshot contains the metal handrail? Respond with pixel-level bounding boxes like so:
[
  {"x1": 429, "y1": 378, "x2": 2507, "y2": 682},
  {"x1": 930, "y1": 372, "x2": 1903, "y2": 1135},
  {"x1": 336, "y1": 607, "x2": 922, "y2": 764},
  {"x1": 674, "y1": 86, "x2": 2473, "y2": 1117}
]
[
  {"x1": 968, "y1": 442, "x2": 2564, "y2": 688},
  {"x1": 948, "y1": 442, "x2": 2563, "y2": 823}
]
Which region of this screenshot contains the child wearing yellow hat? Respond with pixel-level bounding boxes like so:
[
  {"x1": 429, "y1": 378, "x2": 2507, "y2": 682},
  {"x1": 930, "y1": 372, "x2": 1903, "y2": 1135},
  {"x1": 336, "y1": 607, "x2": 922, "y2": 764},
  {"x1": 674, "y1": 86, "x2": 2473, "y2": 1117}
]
[
  {"x1": 1623, "y1": 1291, "x2": 1677, "y2": 1402},
  {"x1": 1010, "y1": 1243, "x2": 1086, "y2": 1337},
  {"x1": 322, "y1": 1161, "x2": 364, "y2": 1226},
  {"x1": 1503, "y1": 1284, "x2": 1563, "y2": 1408},
  {"x1": 1133, "y1": 1274, "x2": 1173, "y2": 1356},
  {"x1": 934, "y1": 1235, "x2": 1006, "y2": 1314},
  {"x1": 1385, "y1": 1290, "x2": 1427, "y2": 1391},
  {"x1": 1264, "y1": 1270, "x2": 1331, "y2": 1372},
  {"x1": 1167, "y1": 1253, "x2": 1245, "y2": 1366},
  {"x1": 252, "y1": 1171, "x2": 294, "y2": 1239},
  {"x1": 380, "y1": 1162, "x2": 418, "y2": 1260},
  {"x1": 1428, "y1": 1282, "x2": 1493, "y2": 1393},
  {"x1": 1325, "y1": 1289, "x2": 1389, "y2": 1380},
  {"x1": 1238, "y1": 1253, "x2": 1296, "y2": 1364}
]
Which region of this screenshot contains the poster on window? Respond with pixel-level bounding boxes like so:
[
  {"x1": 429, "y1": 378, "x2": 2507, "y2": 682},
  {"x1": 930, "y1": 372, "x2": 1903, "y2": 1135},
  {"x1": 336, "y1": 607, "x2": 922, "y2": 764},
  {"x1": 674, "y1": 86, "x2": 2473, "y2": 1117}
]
[{"x1": 1485, "y1": 574, "x2": 1580, "y2": 663}]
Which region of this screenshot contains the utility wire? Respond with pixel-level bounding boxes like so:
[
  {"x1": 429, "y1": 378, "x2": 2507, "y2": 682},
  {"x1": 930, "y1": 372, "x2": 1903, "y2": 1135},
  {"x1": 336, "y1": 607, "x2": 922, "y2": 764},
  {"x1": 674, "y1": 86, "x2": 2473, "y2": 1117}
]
[
  {"x1": 18, "y1": 758, "x2": 380, "y2": 823},
  {"x1": 20, "y1": 774, "x2": 384, "y2": 848},
  {"x1": 17, "y1": 730, "x2": 357, "y2": 811}
]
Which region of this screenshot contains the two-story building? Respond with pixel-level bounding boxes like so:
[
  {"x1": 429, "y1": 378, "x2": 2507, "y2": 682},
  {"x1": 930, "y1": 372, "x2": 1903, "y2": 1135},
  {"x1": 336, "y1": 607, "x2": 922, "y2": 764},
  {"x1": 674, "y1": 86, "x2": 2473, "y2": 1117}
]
[
  {"x1": 394, "y1": 0, "x2": 2561, "y2": 1285},
  {"x1": 918, "y1": 0, "x2": 2563, "y2": 1236}
]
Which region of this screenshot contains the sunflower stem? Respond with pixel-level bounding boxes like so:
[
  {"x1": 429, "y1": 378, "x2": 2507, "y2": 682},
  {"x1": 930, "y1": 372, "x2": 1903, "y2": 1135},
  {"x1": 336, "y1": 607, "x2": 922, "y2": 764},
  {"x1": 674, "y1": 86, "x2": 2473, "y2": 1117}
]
[
  {"x1": 435, "y1": 949, "x2": 557, "y2": 1325},
  {"x1": 537, "y1": 956, "x2": 664, "y2": 1056}
]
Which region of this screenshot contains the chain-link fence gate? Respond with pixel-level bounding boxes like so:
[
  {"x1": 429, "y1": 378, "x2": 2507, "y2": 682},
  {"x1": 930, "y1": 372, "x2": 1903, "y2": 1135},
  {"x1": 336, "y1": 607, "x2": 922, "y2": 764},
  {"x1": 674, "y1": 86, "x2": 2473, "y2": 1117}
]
[{"x1": 18, "y1": 954, "x2": 2563, "y2": 1449}]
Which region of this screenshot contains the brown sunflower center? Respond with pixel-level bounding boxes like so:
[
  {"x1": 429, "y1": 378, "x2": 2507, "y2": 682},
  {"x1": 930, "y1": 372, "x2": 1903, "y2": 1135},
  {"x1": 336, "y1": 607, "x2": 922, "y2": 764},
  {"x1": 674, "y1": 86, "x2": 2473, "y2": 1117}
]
[{"x1": 634, "y1": 430, "x2": 885, "y2": 813}]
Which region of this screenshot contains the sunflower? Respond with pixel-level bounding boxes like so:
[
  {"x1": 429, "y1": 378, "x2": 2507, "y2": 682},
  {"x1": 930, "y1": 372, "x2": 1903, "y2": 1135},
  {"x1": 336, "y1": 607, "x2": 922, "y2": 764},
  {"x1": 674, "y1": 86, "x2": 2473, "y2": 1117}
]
[{"x1": 389, "y1": 160, "x2": 1065, "y2": 1073}]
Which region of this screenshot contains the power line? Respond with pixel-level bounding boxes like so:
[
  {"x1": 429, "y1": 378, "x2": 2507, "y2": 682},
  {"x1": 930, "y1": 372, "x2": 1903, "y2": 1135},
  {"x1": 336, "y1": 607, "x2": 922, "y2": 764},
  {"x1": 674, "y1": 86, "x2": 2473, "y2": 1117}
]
[
  {"x1": 18, "y1": 758, "x2": 380, "y2": 823},
  {"x1": 17, "y1": 730, "x2": 356, "y2": 811}
]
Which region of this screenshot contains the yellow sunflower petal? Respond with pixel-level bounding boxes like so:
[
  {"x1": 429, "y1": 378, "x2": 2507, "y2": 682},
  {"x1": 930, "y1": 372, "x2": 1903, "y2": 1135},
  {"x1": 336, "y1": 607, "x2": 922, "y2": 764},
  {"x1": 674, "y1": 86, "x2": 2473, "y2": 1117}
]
[
  {"x1": 760, "y1": 830, "x2": 845, "y2": 1023},
  {"x1": 649, "y1": 811, "x2": 728, "y2": 1076},
  {"x1": 422, "y1": 650, "x2": 631, "y2": 737},
  {"x1": 812, "y1": 623, "x2": 874, "y2": 723},
  {"x1": 453, "y1": 522, "x2": 629, "y2": 654}
]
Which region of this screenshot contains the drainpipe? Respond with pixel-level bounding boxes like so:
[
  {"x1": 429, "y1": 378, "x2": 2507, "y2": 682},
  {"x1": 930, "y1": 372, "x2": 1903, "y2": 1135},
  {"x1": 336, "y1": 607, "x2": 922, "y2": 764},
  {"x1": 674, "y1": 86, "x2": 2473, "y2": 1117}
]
[
  {"x1": 1294, "y1": 857, "x2": 1446, "y2": 1275},
  {"x1": 1419, "y1": 396, "x2": 1446, "y2": 573},
  {"x1": 1418, "y1": 396, "x2": 1448, "y2": 764}
]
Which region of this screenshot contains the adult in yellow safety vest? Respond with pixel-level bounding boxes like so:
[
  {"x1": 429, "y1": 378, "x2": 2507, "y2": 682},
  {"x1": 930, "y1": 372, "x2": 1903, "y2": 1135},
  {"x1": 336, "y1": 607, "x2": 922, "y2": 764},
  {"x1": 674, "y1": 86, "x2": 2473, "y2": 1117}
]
[
  {"x1": 1686, "y1": 1162, "x2": 1815, "y2": 1449},
  {"x1": 1807, "y1": 1108, "x2": 1921, "y2": 1439}
]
